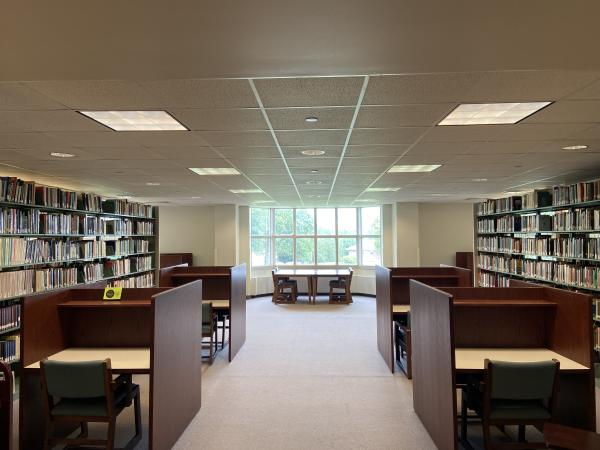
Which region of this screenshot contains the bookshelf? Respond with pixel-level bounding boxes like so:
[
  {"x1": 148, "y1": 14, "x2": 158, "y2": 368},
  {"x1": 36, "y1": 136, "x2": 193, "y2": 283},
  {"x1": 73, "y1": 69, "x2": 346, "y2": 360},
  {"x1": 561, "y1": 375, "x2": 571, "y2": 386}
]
[
  {"x1": 0, "y1": 177, "x2": 159, "y2": 370},
  {"x1": 474, "y1": 179, "x2": 600, "y2": 354}
]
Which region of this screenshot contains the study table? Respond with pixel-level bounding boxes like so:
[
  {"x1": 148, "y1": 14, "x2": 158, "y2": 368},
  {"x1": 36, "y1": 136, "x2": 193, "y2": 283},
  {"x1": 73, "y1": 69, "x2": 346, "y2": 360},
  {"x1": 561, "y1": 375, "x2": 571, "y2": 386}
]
[
  {"x1": 275, "y1": 269, "x2": 352, "y2": 304},
  {"x1": 19, "y1": 283, "x2": 203, "y2": 450},
  {"x1": 25, "y1": 347, "x2": 151, "y2": 373},
  {"x1": 375, "y1": 265, "x2": 472, "y2": 375},
  {"x1": 159, "y1": 264, "x2": 246, "y2": 362},
  {"x1": 409, "y1": 281, "x2": 596, "y2": 450}
]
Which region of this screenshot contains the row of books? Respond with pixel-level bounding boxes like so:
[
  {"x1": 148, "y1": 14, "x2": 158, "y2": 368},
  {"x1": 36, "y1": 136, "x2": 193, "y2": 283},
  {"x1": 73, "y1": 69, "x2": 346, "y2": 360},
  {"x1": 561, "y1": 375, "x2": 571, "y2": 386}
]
[
  {"x1": 107, "y1": 238, "x2": 150, "y2": 256},
  {"x1": 0, "y1": 335, "x2": 19, "y2": 363},
  {"x1": 476, "y1": 179, "x2": 600, "y2": 216},
  {"x1": 103, "y1": 199, "x2": 153, "y2": 218},
  {"x1": 0, "y1": 177, "x2": 34, "y2": 204},
  {"x1": 478, "y1": 272, "x2": 511, "y2": 288},
  {"x1": 0, "y1": 269, "x2": 34, "y2": 299},
  {"x1": 553, "y1": 180, "x2": 600, "y2": 206},
  {"x1": 0, "y1": 302, "x2": 20, "y2": 330},
  {"x1": 109, "y1": 271, "x2": 155, "y2": 288},
  {"x1": 35, "y1": 186, "x2": 77, "y2": 210},
  {"x1": 477, "y1": 236, "x2": 522, "y2": 253},
  {"x1": 552, "y1": 208, "x2": 600, "y2": 231},
  {"x1": 0, "y1": 208, "x2": 40, "y2": 234},
  {"x1": 0, "y1": 177, "x2": 153, "y2": 218},
  {"x1": 593, "y1": 299, "x2": 600, "y2": 321},
  {"x1": 594, "y1": 327, "x2": 600, "y2": 351},
  {"x1": 35, "y1": 267, "x2": 78, "y2": 291},
  {"x1": 104, "y1": 256, "x2": 153, "y2": 277},
  {"x1": 478, "y1": 254, "x2": 522, "y2": 274}
]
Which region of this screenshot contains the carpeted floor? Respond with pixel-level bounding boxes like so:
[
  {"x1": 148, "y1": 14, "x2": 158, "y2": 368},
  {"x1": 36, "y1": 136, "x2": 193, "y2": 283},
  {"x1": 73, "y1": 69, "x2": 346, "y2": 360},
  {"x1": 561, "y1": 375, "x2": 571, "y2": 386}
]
[{"x1": 11, "y1": 295, "x2": 600, "y2": 449}]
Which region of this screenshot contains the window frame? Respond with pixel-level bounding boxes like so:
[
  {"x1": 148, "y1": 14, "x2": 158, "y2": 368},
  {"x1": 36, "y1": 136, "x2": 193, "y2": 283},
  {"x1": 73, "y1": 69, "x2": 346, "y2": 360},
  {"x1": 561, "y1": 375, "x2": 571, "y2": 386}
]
[{"x1": 251, "y1": 207, "x2": 382, "y2": 268}]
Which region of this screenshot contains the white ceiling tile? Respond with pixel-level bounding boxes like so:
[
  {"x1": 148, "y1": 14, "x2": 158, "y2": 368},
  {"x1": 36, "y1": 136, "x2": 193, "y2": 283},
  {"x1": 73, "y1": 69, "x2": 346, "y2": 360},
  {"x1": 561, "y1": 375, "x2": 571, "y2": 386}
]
[
  {"x1": 523, "y1": 100, "x2": 600, "y2": 124},
  {"x1": 0, "y1": 83, "x2": 66, "y2": 110},
  {"x1": 139, "y1": 79, "x2": 258, "y2": 108},
  {"x1": 197, "y1": 130, "x2": 274, "y2": 147},
  {"x1": 254, "y1": 77, "x2": 364, "y2": 107},
  {"x1": 345, "y1": 144, "x2": 411, "y2": 157},
  {"x1": 0, "y1": 110, "x2": 106, "y2": 132},
  {"x1": 357, "y1": 104, "x2": 455, "y2": 127},
  {"x1": 276, "y1": 129, "x2": 347, "y2": 146},
  {"x1": 350, "y1": 127, "x2": 426, "y2": 145},
  {"x1": 266, "y1": 107, "x2": 354, "y2": 130},
  {"x1": 170, "y1": 108, "x2": 267, "y2": 131},
  {"x1": 24, "y1": 80, "x2": 164, "y2": 109}
]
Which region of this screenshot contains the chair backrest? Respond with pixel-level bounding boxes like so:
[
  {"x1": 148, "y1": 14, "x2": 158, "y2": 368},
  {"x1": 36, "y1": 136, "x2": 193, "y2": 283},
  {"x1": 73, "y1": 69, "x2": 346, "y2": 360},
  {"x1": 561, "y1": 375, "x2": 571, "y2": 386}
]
[
  {"x1": 347, "y1": 267, "x2": 353, "y2": 284},
  {"x1": 485, "y1": 359, "x2": 559, "y2": 401},
  {"x1": 202, "y1": 302, "x2": 213, "y2": 325},
  {"x1": 40, "y1": 359, "x2": 110, "y2": 399}
]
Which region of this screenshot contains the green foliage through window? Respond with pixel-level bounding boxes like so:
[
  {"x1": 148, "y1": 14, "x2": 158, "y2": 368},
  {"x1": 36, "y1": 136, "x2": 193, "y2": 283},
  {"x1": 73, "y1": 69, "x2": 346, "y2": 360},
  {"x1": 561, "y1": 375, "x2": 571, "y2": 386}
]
[{"x1": 250, "y1": 207, "x2": 382, "y2": 266}]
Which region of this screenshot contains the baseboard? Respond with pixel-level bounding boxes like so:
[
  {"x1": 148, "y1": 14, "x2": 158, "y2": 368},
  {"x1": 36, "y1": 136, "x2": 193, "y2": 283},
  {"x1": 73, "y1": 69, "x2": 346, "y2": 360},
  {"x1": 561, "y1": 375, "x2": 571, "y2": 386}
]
[{"x1": 247, "y1": 292, "x2": 375, "y2": 299}]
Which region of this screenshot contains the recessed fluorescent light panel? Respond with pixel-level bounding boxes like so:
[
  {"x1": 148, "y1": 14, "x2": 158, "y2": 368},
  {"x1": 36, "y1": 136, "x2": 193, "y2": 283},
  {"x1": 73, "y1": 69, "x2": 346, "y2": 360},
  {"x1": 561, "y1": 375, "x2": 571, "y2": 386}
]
[
  {"x1": 388, "y1": 164, "x2": 441, "y2": 173},
  {"x1": 79, "y1": 110, "x2": 187, "y2": 131},
  {"x1": 253, "y1": 200, "x2": 275, "y2": 204},
  {"x1": 366, "y1": 187, "x2": 401, "y2": 192},
  {"x1": 562, "y1": 145, "x2": 588, "y2": 151},
  {"x1": 355, "y1": 199, "x2": 377, "y2": 202},
  {"x1": 229, "y1": 189, "x2": 263, "y2": 194},
  {"x1": 438, "y1": 102, "x2": 551, "y2": 126},
  {"x1": 49, "y1": 152, "x2": 75, "y2": 158},
  {"x1": 189, "y1": 168, "x2": 240, "y2": 175}
]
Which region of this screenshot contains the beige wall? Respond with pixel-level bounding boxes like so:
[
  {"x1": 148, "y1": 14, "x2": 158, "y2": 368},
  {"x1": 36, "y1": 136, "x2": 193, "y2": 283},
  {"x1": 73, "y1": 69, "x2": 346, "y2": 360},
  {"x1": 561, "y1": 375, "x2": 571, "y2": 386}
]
[
  {"x1": 418, "y1": 203, "x2": 474, "y2": 266},
  {"x1": 159, "y1": 206, "x2": 215, "y2": 265}
]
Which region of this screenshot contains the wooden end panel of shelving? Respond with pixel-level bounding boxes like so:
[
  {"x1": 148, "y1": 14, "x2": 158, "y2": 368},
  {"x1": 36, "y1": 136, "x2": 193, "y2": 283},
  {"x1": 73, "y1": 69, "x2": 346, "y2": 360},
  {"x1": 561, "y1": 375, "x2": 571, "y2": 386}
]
[
  {"x1": 150, "y1": 280, "x2": 202, "y2": 450},
  {"x1": 229, "y1": 263, "x2": 246, "y2": 362},
  {"x1": 375, "y1": 265, "x2": 394, "y2": 373},
  {"x1": 410, "y1": 280, "x2": 457, "y2": 450}
]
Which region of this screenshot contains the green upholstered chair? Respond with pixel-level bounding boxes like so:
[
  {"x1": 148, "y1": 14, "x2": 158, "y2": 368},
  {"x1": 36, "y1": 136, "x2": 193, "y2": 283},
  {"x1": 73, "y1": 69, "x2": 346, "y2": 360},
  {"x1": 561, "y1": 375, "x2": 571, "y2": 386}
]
[
  {"x1": 202, "y1": 302, "x2": 218, "y2": 363},
  {"x1": 328, "y1": 268, "x2": 353, "y2": 303},
  {"x1": 461, "y1": 358, "x2": 559, "y2": 450},
  {"x1": 40, "y1": 358, "x2": 141, "y2": 450}
]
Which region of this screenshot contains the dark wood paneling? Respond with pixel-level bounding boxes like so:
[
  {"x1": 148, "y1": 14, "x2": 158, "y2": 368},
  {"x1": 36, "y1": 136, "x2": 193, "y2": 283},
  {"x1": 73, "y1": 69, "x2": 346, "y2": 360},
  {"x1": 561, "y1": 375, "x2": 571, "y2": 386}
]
[
  {"x1": 391, "y1": 275, "x2": 459, "y2": 305},
  {"x1": 72, "y1": 287, "x2": 169, "y2": 301},
  {"x1": 453, "y1": 306, "x2": 550, "y2": 348},
  {"x1": 150, "y1": 280, "x2": 202, "y2": 450},
  {"x1": 441, "y1": 287, "x2": 545, "y2": 301},
  {"x1": 159, "y1": 253, "x2": 193, "y2": 268},
  {"x1": 158, "y1": 263, "x2": 189, "y2": 287},
  {"x1": 410, "y1": 280, "x2": 457, "y2": 450},
  {"x1": 375, "y1": 265, "x2": 394, "y2": 373},
  {"x1": 229, "y1": 264, "x2": 247, "y2": 362},
  {"x1": 455, "y1": 252, "x2": 474, "y2": 285},
  {"x1": 0, "y1": 361, "x2": 12, "y2": 450}
]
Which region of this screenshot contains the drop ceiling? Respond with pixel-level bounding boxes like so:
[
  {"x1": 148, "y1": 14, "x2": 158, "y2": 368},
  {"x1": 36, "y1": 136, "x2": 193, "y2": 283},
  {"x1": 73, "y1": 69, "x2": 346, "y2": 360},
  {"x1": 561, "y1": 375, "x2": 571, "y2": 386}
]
[{"x1": 1, "y1": 3, "x2": 600, "y2": 206}]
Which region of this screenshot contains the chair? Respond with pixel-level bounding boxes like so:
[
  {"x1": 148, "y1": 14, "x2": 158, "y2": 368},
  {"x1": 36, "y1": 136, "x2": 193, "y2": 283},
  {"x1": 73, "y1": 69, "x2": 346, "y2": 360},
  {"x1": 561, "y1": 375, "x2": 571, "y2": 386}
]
[
  {"x1": 543, "y1": 423, "x2": 600, "y2": 450},
  {"x1": 216, "y1": 310, "x2": 229, "y2": 350},
  {"x1": 461, "y1": 358, "x2": 559, "y2": 450},
  {"x1": 272, "y1": 269, "x2": 297, "y2": 303},
  {"x1": 202, "y1": 302, "x2": 218, "y2": 363},
  {"x1": 393, "y1": 313, "x2": 411, "y2": 378},
  {"x1": 328, "y1": 268, "x2": 353, "y2": 303},
  {"x1": 40, "y1": 358, "x2": 141, "y2": 450}
]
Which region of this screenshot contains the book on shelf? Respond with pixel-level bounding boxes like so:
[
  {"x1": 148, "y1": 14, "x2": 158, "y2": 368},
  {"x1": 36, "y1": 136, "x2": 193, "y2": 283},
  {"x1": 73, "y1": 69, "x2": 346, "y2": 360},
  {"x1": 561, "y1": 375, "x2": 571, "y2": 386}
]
[
  {"x1": 594, "y1": 326, "x2": 600, "y2": 351},
  {"x1": 109, "y1": 271, "x2": 155, "y2": 288},
  {"x1": 78, "y1": 193, "x2": 102, "y2": 212},
  {"x1": 0, "y1": 208, "x2": 40, "y2": 234},
  {"x1": 0, "y1": 177, "x2": 34, "y2": 205},
  {"x1": 35, "y1": 267, "x2": 77, "y2": 292},
  {"x1": 35, "y1": 186, "x2": 77, "y2": 209},
  {"x1": 39, "y1": 212, "x2": 79, "y2": 235},
  {"x1": 553, "y1": 180, "x2": 600, "y2": 206},
  {"x1": 102, "y1": 199, "x2": 153, "y2": 218},
  {"x1": 79, "y1": 262, "x2": 104, "y2": 283},
  {"x1": 0, "y1": 301, "x2": 20, "y2": 330},
  {"x1": 522, "y1": 190, "x2": 552, "y2": 209},
  {"x1": 0, "y1": 269, "x2": 34, "y2": 300},
  {"x1": 0, "y1": 334, "x2": 19, "y2": 363}
]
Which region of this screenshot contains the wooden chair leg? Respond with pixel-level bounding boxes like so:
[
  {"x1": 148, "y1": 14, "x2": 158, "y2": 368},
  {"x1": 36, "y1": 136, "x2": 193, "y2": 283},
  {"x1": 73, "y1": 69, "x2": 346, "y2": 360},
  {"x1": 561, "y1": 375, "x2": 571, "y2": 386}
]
[
  {"x1": 518, "y1": 425, "x2": 526, "y2": 442},
  {"x1": 80, "y1": 421, "x2": 88, "y2": 438},
  {"x1": 43, "y1": 418, "x2": 53, "y2": 450},
  {"x1": 460, "y1": 389, "x2": 468, "y2": 445},
  {"x1": 482, "y1": 418, "x2": 491, "y2": 450},
  {"x1": 107, "y1": 419, "x2": 116, "y2": 450}
]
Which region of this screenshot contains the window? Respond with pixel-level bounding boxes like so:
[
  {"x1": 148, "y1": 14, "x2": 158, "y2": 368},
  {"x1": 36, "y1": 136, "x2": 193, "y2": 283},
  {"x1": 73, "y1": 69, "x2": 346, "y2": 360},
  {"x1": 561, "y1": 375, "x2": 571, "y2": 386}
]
[{"x1": 250, "y1": 207, "x2": 382, "y2": 267}]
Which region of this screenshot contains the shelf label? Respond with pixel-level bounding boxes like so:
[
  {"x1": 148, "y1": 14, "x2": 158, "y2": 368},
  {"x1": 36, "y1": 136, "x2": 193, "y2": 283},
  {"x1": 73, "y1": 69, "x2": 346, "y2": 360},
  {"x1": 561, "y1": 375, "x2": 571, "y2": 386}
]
[{"x1": 103, "y1": 287, "x2": 122, "y2": 300}]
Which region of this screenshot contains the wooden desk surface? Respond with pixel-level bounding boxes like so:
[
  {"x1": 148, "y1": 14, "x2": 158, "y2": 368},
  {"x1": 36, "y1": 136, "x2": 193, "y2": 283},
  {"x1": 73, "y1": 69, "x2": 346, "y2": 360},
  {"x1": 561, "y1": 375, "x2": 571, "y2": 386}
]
[
  {"x1": 391, "y1": 274, "x2": 459, "y2": 279},
  {"x1": 277, "y1": 269, "x2": 351, "y2": 277},
  {"x1": 455, "y1": 348, "x2": 588, "y2": 372},
  {"x1": 171, "y1": 273, "x2": 230, "y2": 278},
  {"x1": 393, "y1": 305, "x2": 410, "y2": 313},
  {"x1": 59, "y1": 300, "x2": 151, "y2": 308},
  {"x1": 453, "y1": 299, "x2": 556, "y2": 307},
  {"x1": 25, "y1": 348, "x2": 151, "y2": 373},
  {"x1": 203, "y1": 299, "x2": 230, "y2": 309}
]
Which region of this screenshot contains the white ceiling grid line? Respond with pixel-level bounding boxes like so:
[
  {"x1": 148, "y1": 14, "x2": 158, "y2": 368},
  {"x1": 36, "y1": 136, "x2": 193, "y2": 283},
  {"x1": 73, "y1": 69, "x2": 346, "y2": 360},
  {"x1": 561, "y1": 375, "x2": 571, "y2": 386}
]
[
  {"x1": 248, "y1": 78, "x2": 303, "y2": 204},
  {"x1": 327, "y1": 76, "x2": 369, "y2": 204}
]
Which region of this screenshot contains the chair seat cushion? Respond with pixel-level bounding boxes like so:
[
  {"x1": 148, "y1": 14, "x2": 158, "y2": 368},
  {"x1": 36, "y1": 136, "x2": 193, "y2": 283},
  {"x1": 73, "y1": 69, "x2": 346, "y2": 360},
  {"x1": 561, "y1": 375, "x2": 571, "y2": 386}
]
[
  {"x1": 278, "y1": 280, "x2": 297, "y2": 286},
  {"x1": 51, "y1": 383, "x2": 136, "y2": 417},
  {"x1": 489, "y1": 399, "x2": 551, "y2": 420},
  {"x1": 202, "y1": 324, "x2": 214, "y2": 334},
  {"x1": 329, "y1": 280, "x2": 346, "y2": 288}
]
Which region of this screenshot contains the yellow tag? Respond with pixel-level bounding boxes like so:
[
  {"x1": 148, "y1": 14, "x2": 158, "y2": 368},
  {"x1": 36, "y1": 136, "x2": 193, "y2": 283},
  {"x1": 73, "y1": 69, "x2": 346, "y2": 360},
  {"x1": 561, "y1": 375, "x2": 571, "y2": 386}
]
[{"x1": 103, "y1": 287, "x2": 122, "y2": 300}]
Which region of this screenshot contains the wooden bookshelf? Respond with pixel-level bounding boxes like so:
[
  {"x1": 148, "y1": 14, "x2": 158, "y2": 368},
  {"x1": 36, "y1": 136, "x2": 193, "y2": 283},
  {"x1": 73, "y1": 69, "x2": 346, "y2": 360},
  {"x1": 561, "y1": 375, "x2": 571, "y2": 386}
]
[
  {"x1": 0, "y1": 177, "x2": 159, "y2": 371},
  {"x1": 473, "y1": 180, "x2": 600, "y2": 356}
]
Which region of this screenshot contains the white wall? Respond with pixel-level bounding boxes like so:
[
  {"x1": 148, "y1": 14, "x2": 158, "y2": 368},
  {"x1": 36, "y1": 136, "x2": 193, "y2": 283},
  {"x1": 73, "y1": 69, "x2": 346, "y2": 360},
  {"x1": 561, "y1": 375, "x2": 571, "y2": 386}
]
[{"x1": 159, "y1": 206, "x2": 215, "y2": 265}]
